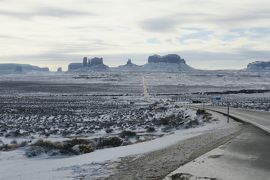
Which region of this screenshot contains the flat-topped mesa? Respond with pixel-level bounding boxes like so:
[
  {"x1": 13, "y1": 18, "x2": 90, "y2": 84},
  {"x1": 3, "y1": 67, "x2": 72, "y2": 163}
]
[
  {"x1": 89, "y1": 57, "x2": 104, "y2": 66},
  {"x1": 148, "y1": 54, "x2": 186, "y2": 64},
  {"x1": 247, "y1": 61, "x2": 270, "y2": 71},
  {"x1": 0, "y1": 64, "x2": 49, "y2": 74},
  {"x1": 68, "y1": 63, "x2": 83, "y2": 71},
  {"x1": 68, "y1": 57, "x2": 109, "y2": 71}
]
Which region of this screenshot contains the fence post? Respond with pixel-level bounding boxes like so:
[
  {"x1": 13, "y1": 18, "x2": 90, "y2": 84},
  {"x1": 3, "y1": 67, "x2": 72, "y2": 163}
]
[{"x1": 227, "y1": 103, "x2": 230, "y2": 123}]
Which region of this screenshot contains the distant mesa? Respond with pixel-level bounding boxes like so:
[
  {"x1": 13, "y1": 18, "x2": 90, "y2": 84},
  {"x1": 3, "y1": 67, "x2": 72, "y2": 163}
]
[
  {"x1": 142, "y1": 54, "x2": 193, "y2": 72},
  {"x1": 148, "y1": 54, "x2": 186, "y2": 64},
  {"x1": 57, "y1": 67, "x2": 63, "y2": 73},
  {"x1": 247, "y1": 61, "x2": 270, "y2": 71},
  {"x1": 68, "y1": 63, "x2": 83, "y2": 71},
  {"x1": 114, "y1": 59, "x2": 140, "y2": 71},
  {"x1": 124, "y1": 59, "x2": 139, "y2": 67},
  {"x1": 126, "y1": 59, "x2": 132, "y2": 65},
  {"x1": 68, "y1": 57, "x2": 109, "y2": 72},
  {"x1": 69, "y1": 54, "x2": 193, "y2": 72},
  {"x1": 0, "y1": 64, "x2": 49, "y2": 74}
]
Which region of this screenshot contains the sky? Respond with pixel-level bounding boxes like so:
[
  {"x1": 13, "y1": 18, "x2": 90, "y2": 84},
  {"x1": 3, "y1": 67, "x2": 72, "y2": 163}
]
[{"x1": 0, "y1": 0, "x2": 270, "y2": 71}]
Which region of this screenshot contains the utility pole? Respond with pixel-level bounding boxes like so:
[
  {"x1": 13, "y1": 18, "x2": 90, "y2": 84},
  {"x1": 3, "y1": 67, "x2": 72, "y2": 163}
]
[{"x1": 227, "y1": 103, "x2": 230, "y2": 123}]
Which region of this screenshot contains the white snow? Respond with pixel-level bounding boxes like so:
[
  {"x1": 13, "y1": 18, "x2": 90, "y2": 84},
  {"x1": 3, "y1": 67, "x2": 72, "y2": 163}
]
[{"x1": 0, "y1": 113, "x2": 234, "y2": 180}]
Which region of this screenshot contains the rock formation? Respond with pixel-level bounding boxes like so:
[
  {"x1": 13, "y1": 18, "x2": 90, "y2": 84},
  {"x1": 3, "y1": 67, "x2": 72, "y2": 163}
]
[
  {"x1": 0, "y1": 64, "x2": 49, "y2": 74},
  {"x1": 68, "y1": 57, "x2": 109, "y2": 72},
  {"x1": 247, "y1": 61, "x2": 270, "y2": 71},
  {"x1": 114, "y1": 59, "x2": 140, "y2": 71},
  {"x1": 83, "y1": 57, "x2": 88, "y2": 67},
  {"x1": 126, "y1": 59, "x2": 132, "y2": 65},
  {"x1": 57, "y1": 67, "x2": 62, "y2": 73},
  {"x1": 68, "y1": 63, "x2": 83, "y2": 71},
  {"x1": 69, "y1": 54, "x2": 194, "y2": 72},
  {"x1": 148, "y1": 54, "x2": 186, "y2": 64},
  {"x1": 89, "y1": 57, "x2": 104, "y2": 66}
]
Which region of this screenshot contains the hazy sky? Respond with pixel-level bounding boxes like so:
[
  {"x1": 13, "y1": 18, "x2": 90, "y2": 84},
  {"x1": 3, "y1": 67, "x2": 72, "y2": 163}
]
[{"x1": 0, "y1": 0, "x2": 270, "y2": 70}]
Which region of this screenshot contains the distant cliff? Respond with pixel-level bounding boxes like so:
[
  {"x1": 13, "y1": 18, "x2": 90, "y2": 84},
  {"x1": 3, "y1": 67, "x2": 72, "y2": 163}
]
[
  {"x1": 0, "y1": 64, "x2": 49, "y2": 74},
  {"x1": 247, "y1": 61, "x2": 270, "y2": 71},
  {"x1": 143, "y1": 54, "x2": 192, "y2": 72},
  {"x1": 68, "y1": 57, "x2": 109, "y2": 72},
  {"x1": 70, "y1": 54, "x2": 194, "y2": 73},
  {"x1": 148, "y1": 54, "x2": 186, "y2": 64}
]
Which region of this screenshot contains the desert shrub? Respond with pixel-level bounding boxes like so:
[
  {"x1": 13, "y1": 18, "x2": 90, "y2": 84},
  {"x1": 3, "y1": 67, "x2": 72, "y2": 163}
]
[
  {"x1": 185, "y1": 119, "x2": 199, "y2": 128},
  {"x1": 196, "y1": 109, "x2": 206, "y2": 115},
  {"x1": 119, "y1": 131, "x2": 136, "y2": 138},
  {"x1": 160, "y1": 118, "x2": 169, "y2": 125},
  {"x1": 10, "y1": 139, "x2": 18, "y2": 144},
  {"x1": 33, "y1": 139, "x2": 59, "y2": 149},
  {"x1": 25, "y1": 146, "x2": 45, "y2": 157},
  {"x1": 97, "y1": 137, "x2": 123, "y2": 148},
  {"x1": 0, "y1": 143, "x2": 20, "y2": 151},
  {"x1": 146, "y1": 126, "x2": 156, "y2": 132},
  {"x1": 19, "y1": 141, "x2": 28, "y2": 147},
  {"x1": 196, "y1": 109, "x2": 212, "y2": 121},
  {"x1": 4, "y1": 130, "x2": 21, "y2": 138},
  {"x1": 156, "y1": 106, "x2": 168, "y2": 112},
  {"x1": 27, "y1": 138, "x2": 96, "y2": 157},
  {"x1": 0, "y1": 144, "x2": 9, "y2": 151},
  {"x1": 63, "y1": 138, "x2": 91, "y2": 147},
  {"x1": 72, "y1": 144, "x2": 95, "y2": 154},
  {"x1": 105, "y1": 128, "x2": 113, "y2": 133}
]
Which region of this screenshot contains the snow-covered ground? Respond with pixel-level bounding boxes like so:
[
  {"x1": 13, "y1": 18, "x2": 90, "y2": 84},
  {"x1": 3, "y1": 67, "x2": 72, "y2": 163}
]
[
  {"x1": 0, "y1": 71, "x2": 269, "y2": 179},
  {"x1": 0, "y1": 112, "x2": 237, "y2": 180}
]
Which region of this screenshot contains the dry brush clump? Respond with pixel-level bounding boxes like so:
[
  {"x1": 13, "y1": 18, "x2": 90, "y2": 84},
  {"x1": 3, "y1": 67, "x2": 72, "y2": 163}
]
[
  {"x1": 26, "y1": 139, "x2": 96, "y2": 157},
  {"x1": 0, "y1": 140, "x2": 28, "y2": 151},
  {"x1": 196, "y1": 109, "x2": 213, "y2": 122},
  {"x1": 25, "y1": 136, "x2": 126, "y2": 157}
]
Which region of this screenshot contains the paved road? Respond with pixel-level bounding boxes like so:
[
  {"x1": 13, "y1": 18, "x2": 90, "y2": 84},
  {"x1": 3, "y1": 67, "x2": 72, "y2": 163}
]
[
  {"x1": 165, "y1": 107, "x2": 270, "y2": 180},
  {"x1": 206, "y1": 106, "x2": 270, "y2": 133},
  {"x1": 165, "y1": 124, "x2": 270, "y2": 180}
]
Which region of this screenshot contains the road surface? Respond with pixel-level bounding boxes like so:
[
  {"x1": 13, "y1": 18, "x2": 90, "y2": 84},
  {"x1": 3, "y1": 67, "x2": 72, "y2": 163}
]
[
  {"x1": 206, "y1": 106, "x2": 270, "y2": 133},
  {"x1": 165, "y1": 107, "x2": 270, "y2": 180},
  {"x1": 165, "y1": 124, "x2": 270, "y2": 180},
  {"x1": 142, "y1": 76, "x2": 150, "y2": 102}
]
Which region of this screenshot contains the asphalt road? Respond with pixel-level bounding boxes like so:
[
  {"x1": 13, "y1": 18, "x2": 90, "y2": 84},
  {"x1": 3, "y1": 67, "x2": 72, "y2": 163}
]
[
  {"x1": 165, "y1": 107, "x2": 270, "y2": 180},
  {"x1": 165, "y1": 124, "x2": 270, "y2": 180},
  {"x1": 206, "y1": 106, "x2": 270, "y2": 133}
]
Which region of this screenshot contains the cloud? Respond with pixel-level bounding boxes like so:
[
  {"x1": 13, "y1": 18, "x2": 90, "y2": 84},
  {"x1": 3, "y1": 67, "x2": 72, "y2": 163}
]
[
  {"x1": 178, "y1": 30, "x2": 214, "y2": 42},
  {"x1": 0, "y1": 0, "x2": 270, "y2": 70},
  {"x1": 146, "y1": 38, "x2": 160, "y2": 44},
  {"x1": 140, "y1": 16, "x2": 178, "y2": 32},
  {"x1": 139, "y1": 13, "x2": 212, "y2": 32},
  {"x1": 0, "y1": 7, "x2": 93, "y2": 19}
]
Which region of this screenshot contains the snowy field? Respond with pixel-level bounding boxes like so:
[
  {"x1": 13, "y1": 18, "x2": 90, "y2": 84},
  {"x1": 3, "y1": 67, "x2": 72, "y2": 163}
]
[{"x1": 0, "y1": 71, "x2": 270, "y2": 179}]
